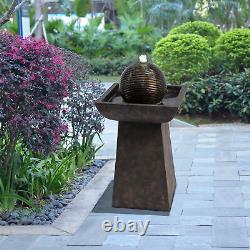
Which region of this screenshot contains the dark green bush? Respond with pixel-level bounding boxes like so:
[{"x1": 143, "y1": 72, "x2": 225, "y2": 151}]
[
  {"x1": 152, "y1": 34, "x2": 211, "y2": 84},
  {"x1": 88, "y1": 57, "x2": 137, "y2": 76},
  {"x1": 169, "y1": 21, "x2": 221, "y2": 47},
  {"x1": 214, "y1": 29, "x2": 250, "y2": 72},
  {"x1": 181, "y1": 71, "x2": 250, "y2": 122}
]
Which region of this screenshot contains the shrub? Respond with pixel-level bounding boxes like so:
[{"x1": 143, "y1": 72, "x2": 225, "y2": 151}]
[
  {"x1": 181, "y1": 71, "x2": 250, "y2": 122},
  {"x1": 214, "y1": 28, "x2": 250, "y2": 72},
  {"x1": 60, "y1": 50, "x2": 105, "y2": 168},
  {"x1": 0, "y1": 31, "x2": 70, "y2": 156},
  {"x1": 169, "y1": 21, "x2": 221, "y2": 47},
  {"x1": 152, "y1": 34, "x2": 211, "y2": 83},
  {"x1": 0, "y1": 31, "x2": 71, "y2": 210},
  {"x1": 88, "y1": 57, "x2": 137, "y2": 76}
]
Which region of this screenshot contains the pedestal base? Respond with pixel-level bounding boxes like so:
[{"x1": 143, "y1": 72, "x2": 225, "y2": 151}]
[{"x1": 112, "y1": 122, "x2": 176, "y2": 211}]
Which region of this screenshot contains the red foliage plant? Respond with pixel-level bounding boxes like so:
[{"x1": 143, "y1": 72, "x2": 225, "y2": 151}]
[{"x1": 0, "y1": 31, "x2": 71, "y2": 154}]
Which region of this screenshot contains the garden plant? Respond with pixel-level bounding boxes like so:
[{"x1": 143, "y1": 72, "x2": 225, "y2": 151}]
[{"x1": 0, "y1": 31, "x2": 104, "y2": 214}]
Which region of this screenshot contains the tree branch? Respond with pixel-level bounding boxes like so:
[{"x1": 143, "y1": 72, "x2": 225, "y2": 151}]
[{"x1": 0, "y1": 0, "x2": 29, "y2": 27}]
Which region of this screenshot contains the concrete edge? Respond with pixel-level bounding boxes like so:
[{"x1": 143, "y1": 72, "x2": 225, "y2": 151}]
[
  {"x1": 0, "y1": 160, "x2": 115, "y2": 236},
  {"x1": 170, "y1": 118, "x2": 196, "y2": 127}
]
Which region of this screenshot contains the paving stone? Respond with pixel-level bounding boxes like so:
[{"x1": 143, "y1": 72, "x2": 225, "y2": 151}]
[
  {"x1": 241, "y1": 176, "x2": 250, "y2": 181},
  {"x1": 215, "y1": 151, "x2": 237, "y2": 162},
  {"x1": 242, "y1": 186, "x2": 250, "y2": 194},
  {"x1": 103, "y1": 235, "x2": 140, "y2": 247},
  {"x1": 170, "y1": 197, "x2": 183, "y2": 216},
  {"x1": 187, "y1": 185, "x2": 214, "y2": 194},
  {"x1": 182, "y1": 208, "x2": 250, "y2": 217},
  {"x1": 213, "y1": 217, "x2": 246, "y2": 227},
  {"x1": 214, "y1": 187, "x2": 243, "y2": 208},
  {"x1": 137, "y1": 236, "x2": 176, "y2": 250},
  {"x1": 196, "y1": 144, "x2": 216, "y2": 149},
  {"x1": 183, "y1": 226, "x2": 212, "y2": 237},
  {"x1": 190, "y1": 168, "x2": 214, "y2": 176},
  {"x1": 240, "y1": 171, "x2": 250, "y2": 176},
  {"x1": 237, "y1": 151, "x2": 250, "y2": 157},
  {"x1": 66, "y1": 246, "x2": 136, "y2": 250},
  {"x1": 193, "y1": 158, "x2": 215, "y2": 164},
  {"x1": 0, "y1": 235, "x2": 39, "y2": 250},
  {"x1": 212, "y1": 217, "x2": 249, "y2": 248},
  {"x1": 189, "y1": 176, "x2": 214, "y2": 182},
  {"x1": 213, "y1": 180, "x2": 240, "y2": 187},
  {"x1": 174, "y1": 193, "x2": 214, "y2": 201},
  {"x1": 29, "y1": 236, "x2": 71, "y2": 250},
  {"x1": 146, "y1": 225, "x2": 184, "y2": 236},
  {"x1": 174, "y1": 159, "x2": 193, "y2": 171},
  {"x1": 148, "y1": 216, "x2": 180, "y2": 225},
  {"x1": 182, "y1": 200, "x2": 213, "y2": 209},
  {"x1": 197, "y1": 138, "x2": 216, "y2": 143},
  {"x1": 214, "y1": 168, "x2": 239, "y2": 181},
  {"x1": 175, "y1": 178, "x2": 188, "y2": 193},
  {"x1": 174, "y1": 236, "x2": 211, "y2": 248},
  {"x1": 68, "y1": 215, "x2": 110, "y2": 246},
  {"x1": 180, "y1": 216, "x2": 213, "y2": 226}
]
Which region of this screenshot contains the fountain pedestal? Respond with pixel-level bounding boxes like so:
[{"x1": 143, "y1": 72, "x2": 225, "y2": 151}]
[{"x1": 95, "y1": 83, "x2": 187, "y2": 211}]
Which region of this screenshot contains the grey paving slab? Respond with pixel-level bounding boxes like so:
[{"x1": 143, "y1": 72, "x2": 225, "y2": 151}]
[
  {"x1": 148, "y1": 216, "x2": 180, "y2": 225},
  {"x1": 174, "y1": 193, "x2": 214, "y2": 201},
  {"x1": 214, "y1": 187, "x2": 244, "y2": 208},
  {"x1": 182, "y1": 200, "x2": 213, "y2": 209},
  {"x1": 0, "y1": 235, "x2": 39, "y2": 250},
  {"x1": 146, "y1": 225, "x2": 184, "y2": 236},
  {"x1": 103, "y1": 235, "x2": 140, "y2": 247},
  {"x1": 65, "y1": 246, "x2": 137, "y2": 250},
  {"x1": 212, "y1": 217, "x2": 249, "y2": 248},
  {"x1": 213, "y1": 180, "x2": 240, "y2": 187},
  {"x1": 179, "y1": 216, "x2": 213, "y2": 226},
  {"x1": 182, "y1": 208, "x2": 250, "y2": 217},
  {"x1": 68, "y1": 216, "x2": 109, "y2": 246},
  {"x1": 137, "y1": 236, "x2": 176, "y2": 250},
  {"x1": 214, "y1": 168, "x2": 239, "y2": 181},
  {"x1": 174, "y1": 235, "x2": 211, "y2": 248},
  {"x1": 30, "y1": 236, "x2": 71, "y2": 250}
]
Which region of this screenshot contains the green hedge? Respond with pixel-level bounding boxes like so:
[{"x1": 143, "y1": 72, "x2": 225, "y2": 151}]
[
  {"x1": 169, "y1": 21, "x2": 221, "y2": 47},
  {"x1": 214, "y1": 28, "x2": 250, "y2": 72},
  {"x1": 181, "y1": 71, "x2": 250, "y2": 122},
  {"x1": 88, "y1": 57, "x2": 137, "y2": 76},
  {"x1": 152, "y1": 34, "x2": 211, "y2": 84}
]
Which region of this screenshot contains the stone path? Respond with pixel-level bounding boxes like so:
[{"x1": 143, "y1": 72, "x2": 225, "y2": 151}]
[{"x1": 1, "y1": 124, "x2": 250, "y2": 250}]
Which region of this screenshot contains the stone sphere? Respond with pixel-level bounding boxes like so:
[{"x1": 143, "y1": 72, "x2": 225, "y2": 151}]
[{"x1": 120, "y1": 62, "x2": 167, "y2": 104}]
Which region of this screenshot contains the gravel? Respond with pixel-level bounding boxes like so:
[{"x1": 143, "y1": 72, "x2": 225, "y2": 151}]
[{"x1": 0, "y1": 159, "x2": 106, "y2": 226}]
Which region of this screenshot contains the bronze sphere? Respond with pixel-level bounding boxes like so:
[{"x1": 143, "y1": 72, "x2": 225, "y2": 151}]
[{"x1": 120, "y1": 57, "x2": 167, "y2": 104}]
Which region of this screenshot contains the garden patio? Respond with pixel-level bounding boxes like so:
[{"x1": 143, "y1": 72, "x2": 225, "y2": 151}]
[{"x1": 1, "y1": 122, "x2": 250, "y2": 249}]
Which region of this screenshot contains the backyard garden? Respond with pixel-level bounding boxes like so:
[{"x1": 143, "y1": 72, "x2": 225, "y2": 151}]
[{"x1": 0, "y1": 0, "x2": 249, "y2": 225}]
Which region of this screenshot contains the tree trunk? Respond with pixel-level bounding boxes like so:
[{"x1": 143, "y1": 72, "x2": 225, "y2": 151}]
[{"x1": 34, "y1": 0, "x2": 43, "y2": 39}]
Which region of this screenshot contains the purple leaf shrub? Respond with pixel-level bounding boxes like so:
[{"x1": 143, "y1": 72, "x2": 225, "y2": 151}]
[{"x1": 0, "y1": 31, "x2": 71, "y2": 155}]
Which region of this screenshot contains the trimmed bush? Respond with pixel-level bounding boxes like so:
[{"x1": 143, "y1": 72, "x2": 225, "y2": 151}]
[
  {"x1": 152, "y1": 34, "x2": 211, "y2": 84},
  {"x1": 181, "y1": 71, "x2": 250, "y2": 122},
  {"x1": 169, "y1": 21, "x2": 221, "y2": 47},
  {"x1": 214, "y1": 28, "x2": 250, "y2": 72}
]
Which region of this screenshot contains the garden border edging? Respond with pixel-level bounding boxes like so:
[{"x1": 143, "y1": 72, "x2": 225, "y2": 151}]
[{"x1": 0, "y1": 160, "x2": 115, "y2": 236}]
